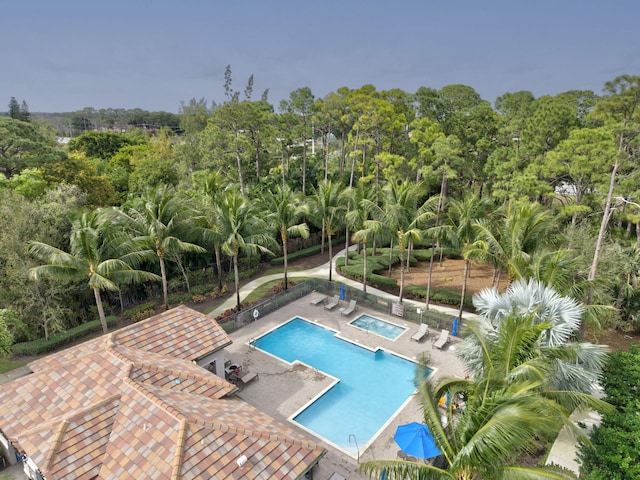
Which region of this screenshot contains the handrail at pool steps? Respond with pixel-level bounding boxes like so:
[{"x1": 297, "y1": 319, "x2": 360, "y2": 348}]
[{"x1": 348, "y1": 433, "x2": 360, "y2": 463}]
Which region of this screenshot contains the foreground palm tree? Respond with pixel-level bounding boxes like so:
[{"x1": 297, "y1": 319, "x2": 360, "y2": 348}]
[
  {"x1": 260, "y1": 185, "x2": 309, "y2": 290},
  {"x1": 462, "y1": 278, "x2": 609, "y2": 393},
  {"x1": 359, "y1": 314, "x2": 610, "y2": 480},
  {"x1": 29, "y1": 211, "x2": 160, "y2": 333}
]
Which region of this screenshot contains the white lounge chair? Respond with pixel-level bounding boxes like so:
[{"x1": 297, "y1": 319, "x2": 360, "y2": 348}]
[
  {"x1": 310, "y1": 294, "x2": 327, "y2": 306},
  {"x1": 432, "y1": 329, "x2": 450, "y2": 350},
  {"x1": 324, "y1": 295, "x2": 340, "y2": 310},
  {"x1": 411, "y1": 323, "x2": 429, "y2": 342},
  {"x1": 340, "y1": 299, "x2": 358, "y2": 316}
]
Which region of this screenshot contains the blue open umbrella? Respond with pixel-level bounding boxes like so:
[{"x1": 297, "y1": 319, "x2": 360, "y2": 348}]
[{"x1": 394, "y1": 422, "x2": 441, "y2": 459}]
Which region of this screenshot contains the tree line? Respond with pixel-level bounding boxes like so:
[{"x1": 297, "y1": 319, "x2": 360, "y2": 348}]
[{"x1": 0, "y1": 74, "x2": 639, "y2": 347}]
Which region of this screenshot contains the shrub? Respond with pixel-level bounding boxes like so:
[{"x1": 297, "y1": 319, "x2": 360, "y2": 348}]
[
  {"x1": 12, "y1": 316, "x2": 118, "y2": 356},
  {"x1": 404, "y1": 284, "x2": 473, "y2": 308},
  {"x1": 579, "y1": 345, "x2": 640, "y2": 479},
  {"x1": 270, "y1": 236, "x2": 345, "y2": 265},
  {"x1": 168, "y1": 293, "x2": 191, "y2": 305},
  {"x1": 122, "y1": 302, "x2": 158, "y2": 320}
]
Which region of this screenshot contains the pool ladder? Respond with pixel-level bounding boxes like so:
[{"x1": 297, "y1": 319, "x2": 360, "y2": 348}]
[{"x1": 349, "y1": 434, "x2": 360, "y2": 463}]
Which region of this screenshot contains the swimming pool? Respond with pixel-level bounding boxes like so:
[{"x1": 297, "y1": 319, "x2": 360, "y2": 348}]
[
  {"x1": 251, "y1": 317, "x2": 431, "y2": 455},
  {"x1": 350, "y1": 314, "x2": 406, "y2": 339}
]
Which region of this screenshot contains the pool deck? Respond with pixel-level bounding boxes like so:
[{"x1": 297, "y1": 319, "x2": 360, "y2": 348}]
[{"x1": 224, "y1": 293, "x2": 466, "y2": 480}]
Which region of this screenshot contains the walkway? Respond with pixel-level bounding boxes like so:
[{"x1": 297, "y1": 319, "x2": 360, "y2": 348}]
[{"x1": 210, "y1": 246, "x2": 473, "y2": 321}]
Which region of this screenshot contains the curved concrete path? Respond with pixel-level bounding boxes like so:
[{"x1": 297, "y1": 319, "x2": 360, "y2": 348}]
[{"x1": 209, "y1": 246, "x2": 472, "y2": 320}]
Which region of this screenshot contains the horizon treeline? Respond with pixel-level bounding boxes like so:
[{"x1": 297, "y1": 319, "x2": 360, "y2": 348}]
[{"x1": 1, "y1": 73, "x2": 639, "y2": 345}]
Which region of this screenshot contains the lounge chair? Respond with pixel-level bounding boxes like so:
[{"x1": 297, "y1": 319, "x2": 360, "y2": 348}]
[
  {"x1": 329, "y1": 474, "x2": 347, "y2": 480},
  {"x1": 310, "y1": 294, "x2": 327, "y2": 306},
  {"x1": 324, "y1": 295, "x2": 340, "y2": 310},
  {"x1": 226, "y1": 367, "x2": 259, "y2": 387},
  {"x1": 432, "y1": 329, "x2": 450, "y2": 350},
  {"x1": 340, "y1": 299, "x2": 358, "y2": 316},
  {"x1": 411, "y1": 323, "x2": 429, "y2": 342}
]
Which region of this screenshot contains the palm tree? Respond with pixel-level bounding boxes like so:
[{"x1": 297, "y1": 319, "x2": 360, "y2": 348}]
[
  {"x1": 364, "y1": 181, "x2": 429, "y2": 302},
  {"x1": 116, "y1": 185, "x2": 206, "y2": 310},
  {"x1": 343, "y1": 180, "x2": 375, "y2": 269},
  {"x1": 352, "y1": 221, "x2": 375, "y2": 293},
  {"x1": 191, "y1": 170, "x2": 228, "y2": 290},
  {"x1": 359, "y1": 313, "x2": 610, "y2": 480},
  {"x1": 431, "y1": 195, "x2": 491, "y2": 321},
  {"x1": 29, "y1": 211, "x2": 160, "y2": 333},
  {"x1": 462, "y1": 278, "x2": 609, "y2": 393},
  {"x1": 472, "y1": 201, "x2": 558, "y2": 285},
  {"x1": 260, "y1": 185, "x2": 309, "y2": 290},
  {"x1": 310, "y1": 180, "x2": 344, "y2": 282},
  {"x1": 217, "y1": 187, "x2": 275, "y2": 311}
]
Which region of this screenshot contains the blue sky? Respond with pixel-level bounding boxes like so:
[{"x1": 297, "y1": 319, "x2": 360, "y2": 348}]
[{"x1": 2, "y1": 0, "x2": 639, "y2": 113}]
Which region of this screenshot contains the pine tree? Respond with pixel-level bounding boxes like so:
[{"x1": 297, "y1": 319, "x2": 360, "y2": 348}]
[{"x1": 8, "y1": 97, "x2": 20, "y2": 119}]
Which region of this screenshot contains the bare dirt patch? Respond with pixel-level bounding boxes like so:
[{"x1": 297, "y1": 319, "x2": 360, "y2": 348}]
[{"x1": 387, "y1": 258, "x2": 509, "y2": 296}]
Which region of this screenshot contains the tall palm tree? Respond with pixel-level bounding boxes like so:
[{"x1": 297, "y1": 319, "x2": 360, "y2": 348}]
[
  {"x1": 359, "y1": 314, "x2": 610, "y2": 480},
  {"x1": 191, "y1": 170, "x2": 228, "y2": 290},
  {"x1": 217, "y1": 187, "x2": 275, "y2": 311},
  {"x1": 343, "y1": 180, "x2": 375, "y2": 268},
  {"x1": 29, "y1": 211, "x2": 160, "y2": 333},
  {"x1": 260, "y1": 185, "x2": 309, "y2": 290},
  {"x1": 431, "y1": 195, "x2": 491, "y2": 321},
  {"x1": 364, "y1": 181, "x2": 429, "y2": 302},
  {"x1": 352, "y1": 220, "x2": 375, "y2": 293},
  {"x1": 116, "y1": 185, "x2": 206, "y2": 310},
  {"x1": 310, "y1": 180, "x2": 344, "y2": 282}
]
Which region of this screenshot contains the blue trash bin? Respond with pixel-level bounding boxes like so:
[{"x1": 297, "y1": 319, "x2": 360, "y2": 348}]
[
  {"x1": 452, "y1": 317, "x2": 459, "y2": 337},
  {"x1": 340, "y1": 285, "x2": 346, "y2": 301}
]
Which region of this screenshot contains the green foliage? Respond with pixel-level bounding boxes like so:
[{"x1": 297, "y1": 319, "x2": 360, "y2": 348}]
[
  {"x1": 12, "y1": 316, "x2": 118, "y2": 355},
  {"x1": 269, "y1": 237, "x2": 344, "y2": 265},
  {"x1": 168, "y1": 293, "x2": 192, "y2": 305},
  {"x1": 405, "y1": 284, "x2": 473, "y2": 307},
  {"x1": 0, "y1": 310, "x2": 15, "y2": 356},
  {"x1": 226, "y1": 266, "x2": 259, "y2": 282},
  {"x1": 580, "y1": 345, "x2": 640, "y2": 479},
  {"x1": 121, "y1": 302, "x2": 157, "y2": 320}
]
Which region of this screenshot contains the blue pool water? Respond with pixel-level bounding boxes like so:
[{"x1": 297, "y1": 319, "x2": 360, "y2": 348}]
[
  {"x1": 251, "y1": 318, "x2": 430, "y2": 453},
  {"x1": 350, "y1": 314, "x2": 406, "y2": 339}
]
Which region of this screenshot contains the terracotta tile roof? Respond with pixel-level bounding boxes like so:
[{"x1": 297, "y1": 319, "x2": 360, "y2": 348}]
[
  {"x1": 28, "y1": 305, "x2": 232, "y2": 373},
  {"x1": 0, "y1": 306, "x2": 325, "y2": 479}
]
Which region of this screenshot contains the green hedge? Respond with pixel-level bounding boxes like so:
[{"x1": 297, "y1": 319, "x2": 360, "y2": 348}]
[
  {"x1": 404, "y1": 284, "x2": 473, "y2": 308},
  {"x1": 12, "y1": 316, "x2": 118, "y2": 356},
  {"x1": 270, "y1": 236, "x2": 346, "y2": 265},
  {"x1": 122, "y1": 302, "x2": 157, "y2": 320}
]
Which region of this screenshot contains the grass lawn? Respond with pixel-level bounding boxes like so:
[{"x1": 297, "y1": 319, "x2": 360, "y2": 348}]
[
  {"x1": 243, "y1": 276, "x2": 314, "y2": 304},
  {"x1": 0, "y1": 357, "x2": 28, "y2": 374}
]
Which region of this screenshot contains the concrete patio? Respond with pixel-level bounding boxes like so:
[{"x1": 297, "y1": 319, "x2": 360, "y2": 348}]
[{"x1": 223, "y1": 292, "x2": 466, "y2": 480}]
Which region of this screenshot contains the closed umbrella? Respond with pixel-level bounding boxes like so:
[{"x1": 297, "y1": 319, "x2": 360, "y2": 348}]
[{"x1": 393, "y1": 422, "x2": 441, "y2": 460}]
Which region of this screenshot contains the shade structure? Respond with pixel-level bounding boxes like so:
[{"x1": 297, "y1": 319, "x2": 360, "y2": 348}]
[{"x1": 393, "y1": 422, "x2": 442, "y2": 459}]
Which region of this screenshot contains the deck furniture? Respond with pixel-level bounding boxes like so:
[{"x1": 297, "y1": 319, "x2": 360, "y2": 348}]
[
  {"x1": 432, "y1": 329, "x2": 450, "y2": 350},
  {"x1": 339, "y1": 299, "x2": 358, "y2": 316},
  {"x1": 324, "y1": 295, "x2": 340, "y2": 310},
  {"x1": 310, "y1": 294, "x2": 327, "y2": 306},
  {"x1": 411, "y1": 323, "x2": 429, "y2": 342}
]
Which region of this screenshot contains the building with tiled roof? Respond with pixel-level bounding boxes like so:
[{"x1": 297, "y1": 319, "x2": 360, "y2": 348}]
[{"x1": 0, "y1": 305, "x2": 326, "y2": 479}]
